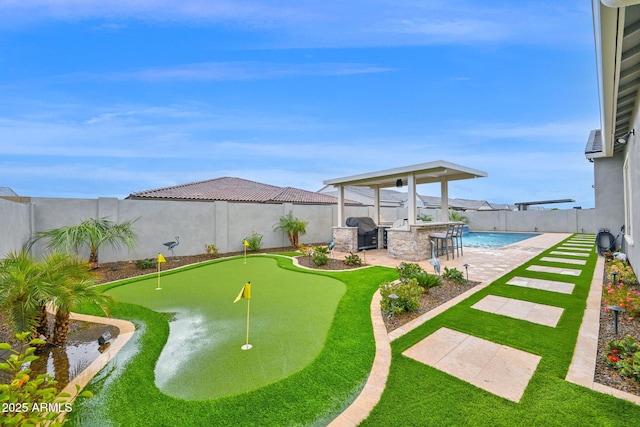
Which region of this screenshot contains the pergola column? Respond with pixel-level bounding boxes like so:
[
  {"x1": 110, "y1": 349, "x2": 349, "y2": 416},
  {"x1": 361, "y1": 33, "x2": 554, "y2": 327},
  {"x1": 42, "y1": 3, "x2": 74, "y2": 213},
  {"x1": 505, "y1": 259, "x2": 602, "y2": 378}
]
[
  {"x1": 440, "y1": 177, "x2": 449, "y2": 221},
  {"x1": 337, "y1": 185, "x2": 345, "y2": 226},
  {"x1": 407, "y1": 174, "x2": 417, "y2": 224},
  {"x1": 372, "y1": 185, "x2": 381, "y2": 223}
]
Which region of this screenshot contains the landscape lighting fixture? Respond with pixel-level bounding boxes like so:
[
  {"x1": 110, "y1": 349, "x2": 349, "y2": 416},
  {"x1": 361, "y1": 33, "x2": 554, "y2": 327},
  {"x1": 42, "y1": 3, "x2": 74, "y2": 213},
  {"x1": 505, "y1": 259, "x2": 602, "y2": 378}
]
[{"x1": 616, "y1": 129, "x2": 635, "y2": 144}]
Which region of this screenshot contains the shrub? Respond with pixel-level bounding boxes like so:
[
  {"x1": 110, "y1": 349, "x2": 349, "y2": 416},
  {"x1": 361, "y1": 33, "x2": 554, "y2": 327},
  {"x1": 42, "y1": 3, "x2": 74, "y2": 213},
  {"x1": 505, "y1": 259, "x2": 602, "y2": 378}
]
[
  {"x1": 418, "y1": 214, "x2": 432, "y2": 222},
  {"x1": 379, "y1": 279, "x2": 422, "y2": 314},
  {"x1": 312, "y1": 246, "x2": 329, "y2": 266},
  {"x1": 396, "y1": 262, "x2": 424, "y2": 283},
  {"x1": 449, "y1": 210, "x2": 467, "y2": 223},
  {"x1": 244, "y1": 232, "x2": 263, "y2": 252},
  {"x1": 605, "y1": 335, "x2": 640, "y2": 382},
  {"x1": 204, "y1": 243, "x2": 219, "y2": 258},
  {"x1": 135, "y1": 258, "x2": 157, "y2": 269},
  {"x1": 442, "y1": 266, "x2": 466, "y2": 284},
  {"x1": 603, "y1": 282, "x2": 640, "y2": 318},
  {"x1": 606, "y1": 258, "x2": 638, "y2": 285},
  {"x1": 344, "y1": 253, "x2": 362, "y2": 267},
  {"x1": 411, "y1": 271, "x2": 443, "y2": 292},
  {"x1": 0, "y1": 332, "x2": 92, "y2": 426}
]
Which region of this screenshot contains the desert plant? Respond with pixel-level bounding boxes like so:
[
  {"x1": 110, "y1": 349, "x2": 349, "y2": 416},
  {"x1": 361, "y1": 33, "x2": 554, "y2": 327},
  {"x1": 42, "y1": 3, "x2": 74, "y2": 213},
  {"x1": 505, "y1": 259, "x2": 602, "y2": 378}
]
[
  {"x1": 606, "y1": 258, "x2": 638, "y2": 285},
  {"x1": 204, "y1": 243, "x2": 219, "y2": 258},
  {"x1": 379, "y1": 279, "x2": 422, "y2": 314},
  {"x1": 27, "y1": 217, "x2": 139, "y2": 265},
  {"x1": 603, "y1": 282, "x2": 640, "y2": 318},
  {"x1": 135, "y1": 258, "x2": 157, "y2": 269},
  {"x1": 449, "y1": 210, "x2": 468, "y2": 223},
  {"x1": 418, "y1": 214, "x2": 433, "y2": 222},
  {"x1": 0, "y1": 332, "x2": 92, "y2": 426},
  {"x1": 442, "y1": 266, "x2": 466, "y2": 284},
  {"x1": 312, "y1": 246, "x2": 329, "y2": 266},
  {"x1": 411, "y1": 271, "x2": 443, "y2": 292},
  {"x1": 605, "y1": 335, "x2": 640, "y2": 382},
  {"x1": 244, "y1": 232, "x2": 263, "y2": 252},
  {"x1": 273, "y1": 211, "x2": 308, "y2": 248},
  {"x1": 396, "y1": 262, "x2": 424, "y2": 283},
  {"x1": 344, "y1": 253, "x2": 362, "y2": 266}
]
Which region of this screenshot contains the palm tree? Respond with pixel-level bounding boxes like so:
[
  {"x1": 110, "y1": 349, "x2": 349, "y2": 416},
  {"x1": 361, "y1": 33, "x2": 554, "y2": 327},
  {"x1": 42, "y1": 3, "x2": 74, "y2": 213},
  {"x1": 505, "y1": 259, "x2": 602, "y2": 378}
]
[
  {"x1": 38, "y1": 253, "x2": 113, "y2": 346},
  {"x1": 27, "y1": 217, "x2": 139, "y2": 265},
  {"x1": 0, "y1": 251, "x2": 113, "y2": 345},
  {"x1": 0, "y1": 251, "x2": 54, "y2": 336},
  {"x1": 273, "y1": 211, "x2": 308, "y2": 248}
]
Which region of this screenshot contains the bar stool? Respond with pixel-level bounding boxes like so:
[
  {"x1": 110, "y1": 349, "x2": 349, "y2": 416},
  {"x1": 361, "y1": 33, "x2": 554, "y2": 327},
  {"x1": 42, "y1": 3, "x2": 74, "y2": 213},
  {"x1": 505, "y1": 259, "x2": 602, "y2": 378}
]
[{"x1": 430, "y1": 223, "x2": 456, "y2": 260}]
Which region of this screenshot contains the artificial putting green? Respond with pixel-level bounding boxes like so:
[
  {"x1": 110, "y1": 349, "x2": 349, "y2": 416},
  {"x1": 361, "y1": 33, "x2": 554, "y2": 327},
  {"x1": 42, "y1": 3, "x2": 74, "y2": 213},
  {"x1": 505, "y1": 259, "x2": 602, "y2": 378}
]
[{"x1": 106, "y1": 256, "x2": 345, "y2": 399}]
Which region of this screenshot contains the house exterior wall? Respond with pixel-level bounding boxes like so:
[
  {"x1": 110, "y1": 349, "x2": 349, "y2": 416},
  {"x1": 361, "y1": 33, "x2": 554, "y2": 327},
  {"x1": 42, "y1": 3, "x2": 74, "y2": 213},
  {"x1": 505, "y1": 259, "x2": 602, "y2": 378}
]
[{"x1": 593, "y1": 154, "x2": 625, "y2": 238}]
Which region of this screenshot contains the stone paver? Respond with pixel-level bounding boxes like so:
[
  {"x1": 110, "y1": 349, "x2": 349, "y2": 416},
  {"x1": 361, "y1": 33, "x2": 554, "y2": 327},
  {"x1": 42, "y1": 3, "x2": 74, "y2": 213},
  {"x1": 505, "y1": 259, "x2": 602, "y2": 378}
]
[
  {"x1": 550, "y1": 251, "x2": 589, "y2": 257},
  {"x1": 472, "y1": 295, "x2": 564, "y2": 327},
  {"x1": 558, "y1": 245, "x2": 592, "y2": 252},
  {"x1": 526, "y1": 265, "x2": 582, "y2": 276},
  {"x1": 403, "y1": 327, "x2": 541, "y2": 402},
  {"x1": 507, "y1": 276, "x2": 575, "y2": 294},
  {"x1": 540, "y1": 256, "x2": 587, "y2": 265}
]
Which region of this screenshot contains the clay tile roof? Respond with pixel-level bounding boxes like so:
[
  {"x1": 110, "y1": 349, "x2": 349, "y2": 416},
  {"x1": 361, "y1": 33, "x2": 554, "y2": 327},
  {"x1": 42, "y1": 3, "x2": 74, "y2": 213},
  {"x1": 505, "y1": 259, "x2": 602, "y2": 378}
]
[{"x1": 127, "y1": 177, "x2": 357, "y2": 205}]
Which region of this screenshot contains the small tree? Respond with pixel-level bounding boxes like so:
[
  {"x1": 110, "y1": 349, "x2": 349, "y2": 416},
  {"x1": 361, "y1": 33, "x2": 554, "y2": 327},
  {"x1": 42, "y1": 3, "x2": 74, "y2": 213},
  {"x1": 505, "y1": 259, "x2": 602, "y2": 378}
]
[
  {"x1": 27, "y1": 217, "x2": 139, "y2": 265},
  {"x1": 0, "y1": 332, "x2": 92, "y2": 426},
  {"x1": 274, "y1": 212, "x2": 308, "y2": 248}
]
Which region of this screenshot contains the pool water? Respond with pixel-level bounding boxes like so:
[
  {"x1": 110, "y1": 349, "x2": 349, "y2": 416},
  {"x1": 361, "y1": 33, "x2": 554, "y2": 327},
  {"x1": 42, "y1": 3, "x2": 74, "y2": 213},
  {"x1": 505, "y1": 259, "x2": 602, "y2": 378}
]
[{"x1": 462, "y1": 231, "x2": 539, "y2": 248}]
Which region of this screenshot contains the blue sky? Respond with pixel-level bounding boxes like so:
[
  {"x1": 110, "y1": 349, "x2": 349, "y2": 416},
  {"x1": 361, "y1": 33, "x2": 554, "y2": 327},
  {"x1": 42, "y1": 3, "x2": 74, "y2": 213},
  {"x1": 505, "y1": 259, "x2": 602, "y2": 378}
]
[{"x1": 0, "y1": 1, "x2": 600, "y2": 207}]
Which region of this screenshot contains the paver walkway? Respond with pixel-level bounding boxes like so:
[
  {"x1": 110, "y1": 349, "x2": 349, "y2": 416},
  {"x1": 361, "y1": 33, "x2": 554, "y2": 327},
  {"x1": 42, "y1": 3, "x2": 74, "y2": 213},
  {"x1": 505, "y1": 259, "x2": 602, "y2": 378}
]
[
  {"x1": 471, "y1": 295, "x2": 564, "y2": 327},
  {"x1": 403, "y1": 327, "x2": 541, "y2": 402}
]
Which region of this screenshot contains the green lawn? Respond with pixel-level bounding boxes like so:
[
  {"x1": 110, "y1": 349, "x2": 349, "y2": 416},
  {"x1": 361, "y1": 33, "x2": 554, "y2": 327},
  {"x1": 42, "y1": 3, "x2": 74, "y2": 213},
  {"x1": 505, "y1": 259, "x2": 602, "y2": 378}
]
[
  {"x1": 361, "y1": 234, "x2": 640, "y2": 426},
  {"x1": 105, "y1": 256, "x2": 345, "y2": 399},
  {"x1": 69, "y1": 255, "x2": 397, "y2": 426}
]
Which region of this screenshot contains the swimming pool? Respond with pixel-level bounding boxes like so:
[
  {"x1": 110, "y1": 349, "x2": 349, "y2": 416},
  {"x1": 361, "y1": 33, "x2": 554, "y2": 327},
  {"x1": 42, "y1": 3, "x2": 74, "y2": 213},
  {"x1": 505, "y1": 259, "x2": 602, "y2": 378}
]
[{"x1": 462, "y1": 231, "x2": 540, "y2": 248}]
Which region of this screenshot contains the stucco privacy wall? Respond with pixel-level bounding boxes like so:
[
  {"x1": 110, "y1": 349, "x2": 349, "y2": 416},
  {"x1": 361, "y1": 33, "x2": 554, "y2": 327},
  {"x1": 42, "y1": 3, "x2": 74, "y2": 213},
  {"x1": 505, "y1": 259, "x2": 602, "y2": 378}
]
[
  {"x1": 24, "y1": 197, "x2": 344, "y2": 262},
  {"x1": 0, "y1": 198, "x2": 31, "y2": 259},
  {"x1": 2, "y1": 195, "x2": 597, "y2": 263},
  {"x1": 465, "y1": 209, "x2": 595, "y2": 233}
]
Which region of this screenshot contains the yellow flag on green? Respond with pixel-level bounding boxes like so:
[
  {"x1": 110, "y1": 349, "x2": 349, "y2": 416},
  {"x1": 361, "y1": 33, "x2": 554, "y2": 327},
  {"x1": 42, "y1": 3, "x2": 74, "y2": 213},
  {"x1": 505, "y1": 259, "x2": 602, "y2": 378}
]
[
  {"x1": 157, "y1": 253, "x2": 167, "y2": 263},
  {"x1": 233, "y1": 282, "x2": 251, "y2": 303},
  {"x1": 243, "y1": 239, "x2": 249, "y2": 247}
]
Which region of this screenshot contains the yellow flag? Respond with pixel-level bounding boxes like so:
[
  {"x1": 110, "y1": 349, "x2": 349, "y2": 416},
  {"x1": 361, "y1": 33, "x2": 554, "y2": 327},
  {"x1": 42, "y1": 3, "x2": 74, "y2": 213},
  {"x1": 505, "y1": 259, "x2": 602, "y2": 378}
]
[
  {"x1": 157, "y1": 253, "x2": 167, "y2": 263},
  {"x1": 243, "y1": 239, "x2": 249, "y2": 247},
  {"x1": 233, "y1": 282, "x2": 251, "y2": 303}
]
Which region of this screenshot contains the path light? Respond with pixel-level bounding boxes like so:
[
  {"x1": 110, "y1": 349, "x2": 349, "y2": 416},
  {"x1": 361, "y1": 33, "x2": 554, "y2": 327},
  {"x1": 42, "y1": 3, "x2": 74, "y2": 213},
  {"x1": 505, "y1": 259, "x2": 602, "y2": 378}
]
[
  {"x1": 607, "y1": 305, "x2": 625, "y2": 334},
  {"x1": 389, "y1": 293, "x2": 399, "y2": 320},
  {"x1": 463, "y1": 263, "x2": 469, "y2": 284},
  {"x1": 611, "y1": 271, "x2": 618, "y2": 285}
]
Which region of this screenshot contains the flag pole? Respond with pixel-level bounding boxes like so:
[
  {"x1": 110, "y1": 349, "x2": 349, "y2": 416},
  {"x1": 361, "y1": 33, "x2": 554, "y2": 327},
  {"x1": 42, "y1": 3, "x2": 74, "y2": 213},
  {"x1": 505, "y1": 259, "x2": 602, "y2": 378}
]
[
  {"x1": 243, "y1": 239, "x2": 249, "y2": 264},
  {"x1": 243, "y1": 297, "x2": 252, "y2": 350},
  {"x1": 156, "y1": 253, "x2": 167, "y2": 290}
]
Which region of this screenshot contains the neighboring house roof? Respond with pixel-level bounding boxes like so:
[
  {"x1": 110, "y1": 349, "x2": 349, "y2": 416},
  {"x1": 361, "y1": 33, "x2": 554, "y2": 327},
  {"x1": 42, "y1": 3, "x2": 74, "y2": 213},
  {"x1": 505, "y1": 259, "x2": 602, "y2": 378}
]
[
  {"x1": 127, "y1": 177, "x2": 355, "y2": 205},
  {"x1": 450, "y1": 198, "x2": 493, "y2": 211},
  {"x1": 320, "y1": 185, "x2": 503, "y2": 211},
  {"x1": 0, "y1": 187, "x2": 18, "y2": 197}
]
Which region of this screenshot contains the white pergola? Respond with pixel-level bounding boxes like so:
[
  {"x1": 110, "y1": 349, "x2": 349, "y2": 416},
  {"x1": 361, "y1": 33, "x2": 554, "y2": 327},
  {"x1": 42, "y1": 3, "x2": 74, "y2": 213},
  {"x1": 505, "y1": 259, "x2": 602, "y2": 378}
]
[{"x1": 323, "y1": 160, "x2": 488, "y2": 226}]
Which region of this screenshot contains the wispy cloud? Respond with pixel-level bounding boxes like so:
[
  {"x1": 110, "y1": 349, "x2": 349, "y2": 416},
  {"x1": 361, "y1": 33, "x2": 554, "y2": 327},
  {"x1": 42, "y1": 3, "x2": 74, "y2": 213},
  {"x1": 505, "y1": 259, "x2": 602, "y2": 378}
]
[
  {"x1": 0, "y1": 1, "x2": 592, "y2": 48},
  {"x1": 105, "y1": 62, "x2": 395, "y2": 82}
]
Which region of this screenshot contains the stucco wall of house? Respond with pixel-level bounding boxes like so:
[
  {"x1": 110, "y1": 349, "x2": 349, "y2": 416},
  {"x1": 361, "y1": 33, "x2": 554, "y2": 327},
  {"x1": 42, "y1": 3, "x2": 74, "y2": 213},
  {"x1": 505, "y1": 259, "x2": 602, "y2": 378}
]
[
  {"x1": 593, "y1": 154, "x2": 625, "y2": 238},
  {"x1": 621, "y1": 121, "x2": 640, "y2": 270},
  {"x1": 0, "y1": 198, "x2": 31, "y2": 259}
]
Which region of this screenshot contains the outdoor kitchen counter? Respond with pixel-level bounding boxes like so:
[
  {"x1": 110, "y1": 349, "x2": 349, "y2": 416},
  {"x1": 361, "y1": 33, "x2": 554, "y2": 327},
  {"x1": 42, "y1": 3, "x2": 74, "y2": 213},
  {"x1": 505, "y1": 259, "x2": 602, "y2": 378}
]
[{"x1": 386, "y1": 222, "x2": 453, "y2": 261}]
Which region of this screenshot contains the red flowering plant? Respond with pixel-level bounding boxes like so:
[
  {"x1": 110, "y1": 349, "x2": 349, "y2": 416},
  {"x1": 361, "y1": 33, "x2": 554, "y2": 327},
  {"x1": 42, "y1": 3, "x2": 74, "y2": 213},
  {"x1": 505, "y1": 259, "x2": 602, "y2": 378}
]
[
  {"x1": 604, "y1": 335, "x2": 640, "y2": 382},
  {"x1": 603, "y1": 282, "x2": 640, "y2": 318}
]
